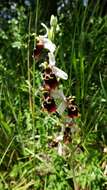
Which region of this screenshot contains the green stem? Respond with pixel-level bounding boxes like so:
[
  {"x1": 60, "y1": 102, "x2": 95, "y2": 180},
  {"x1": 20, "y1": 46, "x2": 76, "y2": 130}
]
[
  {"x1": 28, "y1": 9, "x2": 32, "y2": 111},
  {"x1": 70, "y1": 142, "x2": 79, "y2": 190},
  {"x1": 71, "y1": 161, "x2": 79, "y2": 190},
  {"x1": 31, "y1": 0, "x2": 39, "y2": 179}
]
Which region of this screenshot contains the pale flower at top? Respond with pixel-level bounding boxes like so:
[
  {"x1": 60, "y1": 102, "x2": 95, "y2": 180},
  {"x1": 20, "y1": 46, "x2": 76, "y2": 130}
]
[
  {"x1": 48, "y1": 52, "x2": 68, "y2": 80},
  {"x1": 33, "y1": 23, "x2": 56, "y2": 59},
  {"x1": 36, "y1": 23, "x2": 68, "y2": 80},
  {"x1": 38, "y1": 23, "x2": 56, "y2": 53},
  {"x1": 38, "y1": 36, "x2": 56, "y2": 53}
]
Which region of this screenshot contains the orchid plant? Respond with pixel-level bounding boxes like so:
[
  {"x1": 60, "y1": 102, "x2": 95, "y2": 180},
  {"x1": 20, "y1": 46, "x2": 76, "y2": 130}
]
[{"x1": 33, "y1": 16, "x2": 80, "y2": 155}]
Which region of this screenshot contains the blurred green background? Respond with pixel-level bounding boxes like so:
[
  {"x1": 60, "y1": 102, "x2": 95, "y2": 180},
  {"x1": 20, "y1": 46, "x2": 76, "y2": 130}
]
[{"x1": 0, "y1": 0, "x2": 107, "y2": 189}]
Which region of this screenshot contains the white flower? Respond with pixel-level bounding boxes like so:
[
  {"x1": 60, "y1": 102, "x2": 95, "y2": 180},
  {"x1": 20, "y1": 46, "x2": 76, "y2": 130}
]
[
  {"x1": 38, "y1": 23, "x2": 56, "y2": 53},
  {"x1": 48, "y1": 52, "x2": 68, "y2": 80},
  {"x1": 39, "y1": 23, "x2": 68, "y2": 80},
  {"x1": 48, "y1": 52, "x2": 56, "y2": 66},
  {"x1": 38, "y1": 36, "x2": 56, "y2": 53}
]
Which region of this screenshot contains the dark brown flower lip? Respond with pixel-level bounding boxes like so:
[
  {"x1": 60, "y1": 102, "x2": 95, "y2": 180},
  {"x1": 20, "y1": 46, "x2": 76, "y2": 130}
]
[
  {"x1": 33, "y1": 48, "x2": 42, "y2": 59},
  {"x1": 63, "y1": 127, "x2": 72, "y2": 144},
  {"x1": 42, "y1": 71, "x2": 59, "y2": 90},
  {"x1": 67, "y1": 105, "x2": 79, "y2": 118},
  {"x1": 64, "y1": 96, "x2": 79, "y2": 118},
  {"x1": 42, "y1": 96, "x2": 57, "y2": 113},
  {"x1": 33, "y1": 41, "x2": 44, "y2": 59},
  {"x1": 42, "y1": 66, "x2": 53, "y2": 78},
  {"x1": 44, "y1": 67, "x2": 52, "y2": 74},
  {"x1": 36, "y1": 42, "x2": 44, "y2": 49}
]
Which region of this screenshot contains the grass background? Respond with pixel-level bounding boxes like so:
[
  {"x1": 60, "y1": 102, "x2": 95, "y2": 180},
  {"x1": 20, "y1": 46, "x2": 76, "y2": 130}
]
[{"x1": 0, "y1": 0, "x2": 107, "y2": 189}]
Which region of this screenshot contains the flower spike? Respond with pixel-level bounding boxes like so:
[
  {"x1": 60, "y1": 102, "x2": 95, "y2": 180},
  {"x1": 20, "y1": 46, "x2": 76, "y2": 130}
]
[{"x1": 34, "y1": 20, "x2": 79, "y2": 120}]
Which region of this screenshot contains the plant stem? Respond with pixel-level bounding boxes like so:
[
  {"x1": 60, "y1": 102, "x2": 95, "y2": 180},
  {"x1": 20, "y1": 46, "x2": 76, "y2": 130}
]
[
  {"x1": 28, "y1": 9, "x2": 32, "y2": 111},
  {"x1": 71, "y1": 161, "x2": 79, "y2": 190},
  {"x1": 70, "y1": 141, "x2": 79, "y2": 190}
]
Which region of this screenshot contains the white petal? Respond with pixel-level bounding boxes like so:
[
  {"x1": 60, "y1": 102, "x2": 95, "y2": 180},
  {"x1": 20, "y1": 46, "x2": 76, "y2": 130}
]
[
  {"x1": 52, "y1": 66, "x2": 68, "y2": 80},
  {"x1": 51, "y1": 89, "x2": 66, "y2": 101},
  {"x1": 41, "y1": 23, "x2": 48, "y2": 37},
  {"x1": 39, "y1": 36, "x2": 56, "y2": 53},
  {"x1": 43, "y1": 38, "x2": 56, "y2": 53},
  {"x1": 58, "y1": 142, "x2": 63, "y2": 156},
  {"x1": 56, "y1": 135, "x2": 63, "y2": 141},
  {"x1": 48, "y1": 52, "x2": 55, "y2": 66},
  {"x1": 40, "y1": 23, "x2": 56, "y2": 53},
  {"x1": 57, "y1": 89, "x2": 66, "y2": 101},
  {"x1": 57, "y1": 101, "x2": 66, "y2": 115}
]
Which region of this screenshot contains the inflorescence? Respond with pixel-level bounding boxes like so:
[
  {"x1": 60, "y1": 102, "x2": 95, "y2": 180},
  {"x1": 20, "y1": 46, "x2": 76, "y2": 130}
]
[
  {"x1": 33, "y1": 23, "x2": 79, "y2": 119},
  {"x1": 32, "y1": 19, "x2": 80, "y2": 153}
]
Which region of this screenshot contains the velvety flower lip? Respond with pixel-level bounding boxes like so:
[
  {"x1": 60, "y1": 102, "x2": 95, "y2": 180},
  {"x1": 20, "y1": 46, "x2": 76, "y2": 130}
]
[
  {"x1": 66, "y1": 96, "x2": 79, "y2": 118},
  {"x1": 43, "y1": 67, "x2": 52, "y2": 74},
  {"x1": 63, "y1": 127, "x2": 72, "y2": 144},
  {"x1": 57, "y1": 95, "x2": 79, "y2": 118},
  {"x1": 48, "y1": 52, "x2": 68, "y2": 80},
  {"x1": 42, "y1": 67, "x2": 59, "y2": 90},
  {"x1": 33, "y1": 41, "x2": 44, "y2": 59},
  {"x1": 67, "y1": 104, "x2": 79, "y2": 118},
  {"x1": 42, "y1": 96, "x2": 57, "y2": 113}
]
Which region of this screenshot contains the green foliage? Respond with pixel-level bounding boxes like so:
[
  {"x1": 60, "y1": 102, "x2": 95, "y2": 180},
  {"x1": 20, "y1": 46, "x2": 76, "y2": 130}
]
[{"x1": 0, "y1": 1, "x2": 107, "y2": 190}]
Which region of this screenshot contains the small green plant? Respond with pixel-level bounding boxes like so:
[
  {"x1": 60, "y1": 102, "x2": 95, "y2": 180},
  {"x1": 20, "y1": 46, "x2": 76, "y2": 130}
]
[
  {"x1": 0, "y1": 1, "x2": 107, "y2": 190},
  {"x1": 33, "y1": 16, "x2": 80, "y2": 189}
]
